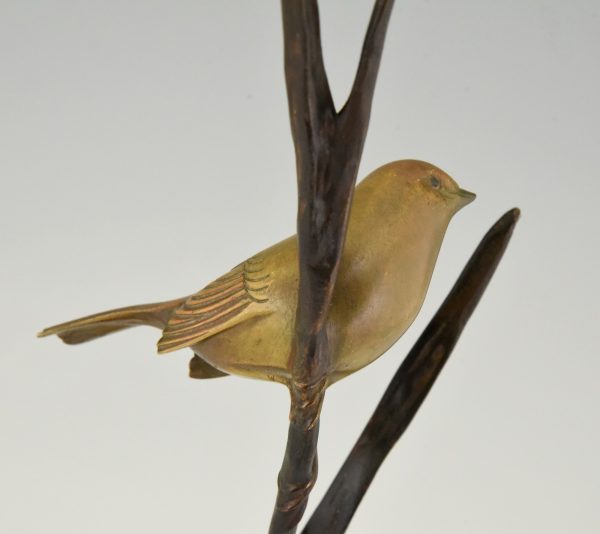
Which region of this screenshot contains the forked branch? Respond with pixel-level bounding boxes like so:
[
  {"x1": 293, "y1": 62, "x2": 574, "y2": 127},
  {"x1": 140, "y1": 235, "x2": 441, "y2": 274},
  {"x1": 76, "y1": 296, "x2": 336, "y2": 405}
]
[
  {"x1": 303, "y1": 208, "x2": 521, "y2": 534},
  {"x1": 270, "y1": 1, "x2": 395, "y2": 533}
]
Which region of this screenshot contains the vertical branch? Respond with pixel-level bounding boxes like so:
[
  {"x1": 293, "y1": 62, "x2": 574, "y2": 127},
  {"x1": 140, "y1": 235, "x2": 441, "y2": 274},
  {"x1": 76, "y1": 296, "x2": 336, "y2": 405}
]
[
  {"x1": 270, "y1": 1, "x2": 395, "y2": 533},
  {"x1": 303, "y1": 209, "x2": 521, "y2": 534},
  {"x1": 340, "y1": 0, "x2": 395, "y2": 138},
  {"x1": 347, "y1": 0, "x2": 395, "y2": 105}
]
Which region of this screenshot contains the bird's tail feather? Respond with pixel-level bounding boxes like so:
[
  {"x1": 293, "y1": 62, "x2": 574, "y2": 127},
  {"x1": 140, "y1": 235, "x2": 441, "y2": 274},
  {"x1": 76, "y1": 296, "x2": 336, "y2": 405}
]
[{"x1": 37, "y1": 297, "x2": 187, "y2": 345}]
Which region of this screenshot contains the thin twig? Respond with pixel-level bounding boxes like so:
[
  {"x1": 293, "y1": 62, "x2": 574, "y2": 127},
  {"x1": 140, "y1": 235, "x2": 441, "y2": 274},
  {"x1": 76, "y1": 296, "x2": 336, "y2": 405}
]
[
  {"x1": 303, "y1": 208, "x2": 521, "y2": 534},
  {"x1": 270, "y1": 1, "x2": 395, "y2": 532}
]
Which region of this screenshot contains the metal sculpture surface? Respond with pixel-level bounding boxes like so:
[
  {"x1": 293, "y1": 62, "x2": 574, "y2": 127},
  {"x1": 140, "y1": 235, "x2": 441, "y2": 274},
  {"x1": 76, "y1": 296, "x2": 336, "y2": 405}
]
[
  {"x1": 39, "y1": 161, "x2": 475, "y2": 386},
  {"x1": 38, "y1": 1, "x2": 519, "y2": 532}
]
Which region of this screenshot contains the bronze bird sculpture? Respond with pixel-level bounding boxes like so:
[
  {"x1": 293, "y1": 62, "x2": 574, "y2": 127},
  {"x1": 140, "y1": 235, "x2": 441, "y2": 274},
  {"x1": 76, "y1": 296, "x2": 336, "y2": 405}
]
[{"x1": 39, "y1": 160, "x2": 475, "y2": 386}]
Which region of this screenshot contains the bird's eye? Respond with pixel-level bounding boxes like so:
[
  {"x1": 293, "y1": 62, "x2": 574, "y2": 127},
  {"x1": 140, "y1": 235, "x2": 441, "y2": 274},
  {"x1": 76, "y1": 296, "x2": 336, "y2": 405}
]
[{"x1": 430, "y1": 176, "x2": 441, "y2": 189}]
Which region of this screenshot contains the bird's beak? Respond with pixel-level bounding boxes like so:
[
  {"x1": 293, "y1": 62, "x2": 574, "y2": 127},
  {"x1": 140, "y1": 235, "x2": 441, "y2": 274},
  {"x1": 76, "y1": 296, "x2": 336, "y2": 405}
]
[{"x1": 456, "y1": 188, "x2": 476, "y2": 207}]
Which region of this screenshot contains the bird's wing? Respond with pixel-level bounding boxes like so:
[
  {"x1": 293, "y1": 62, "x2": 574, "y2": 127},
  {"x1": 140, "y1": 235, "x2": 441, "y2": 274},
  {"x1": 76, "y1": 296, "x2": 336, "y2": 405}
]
[{"x1": 157, "y1": 256, "x2": 271, "y2": 353}]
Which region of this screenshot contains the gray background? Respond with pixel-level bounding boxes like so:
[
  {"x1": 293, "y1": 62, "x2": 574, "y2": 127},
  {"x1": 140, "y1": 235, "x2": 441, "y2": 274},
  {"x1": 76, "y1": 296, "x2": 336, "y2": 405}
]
[{"x1": 2, "y1": 1, "x2": 599, "y2": 532}]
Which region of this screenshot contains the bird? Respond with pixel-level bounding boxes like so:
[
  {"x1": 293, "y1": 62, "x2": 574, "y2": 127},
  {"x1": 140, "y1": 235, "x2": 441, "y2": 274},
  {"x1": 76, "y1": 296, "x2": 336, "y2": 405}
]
[{"x1": 38, "y1": 159, "x2": 475, "y2": 386}]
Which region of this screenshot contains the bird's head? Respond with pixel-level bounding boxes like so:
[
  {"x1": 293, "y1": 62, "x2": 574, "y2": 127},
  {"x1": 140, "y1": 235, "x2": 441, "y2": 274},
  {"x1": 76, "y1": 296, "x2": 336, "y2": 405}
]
[
  {"x1": 359, "y1": 159, "x2": 476, "y2": 220},
  {"x1": 416, "y1": 161, "x2": 476, "y2": 213}
]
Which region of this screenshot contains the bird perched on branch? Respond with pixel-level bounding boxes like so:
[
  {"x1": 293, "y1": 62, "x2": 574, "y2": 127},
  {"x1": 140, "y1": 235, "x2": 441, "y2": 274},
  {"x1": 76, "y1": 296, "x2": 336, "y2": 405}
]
[{"x1": 39, "y1": 160, "x2": 475, "y2": 385}]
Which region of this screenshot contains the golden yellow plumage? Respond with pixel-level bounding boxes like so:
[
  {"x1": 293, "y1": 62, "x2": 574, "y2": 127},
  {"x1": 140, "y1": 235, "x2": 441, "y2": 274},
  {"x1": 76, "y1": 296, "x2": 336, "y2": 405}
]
[{"x1": 38, "y1": 160, "x2": 475, "y2": 386}]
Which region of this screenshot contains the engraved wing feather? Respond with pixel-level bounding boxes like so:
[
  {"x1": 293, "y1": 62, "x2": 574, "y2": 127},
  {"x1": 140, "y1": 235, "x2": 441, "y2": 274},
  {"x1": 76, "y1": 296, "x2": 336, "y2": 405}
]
[{"x1": 157, "y1": 257, "x2": 270, "y2": 354}]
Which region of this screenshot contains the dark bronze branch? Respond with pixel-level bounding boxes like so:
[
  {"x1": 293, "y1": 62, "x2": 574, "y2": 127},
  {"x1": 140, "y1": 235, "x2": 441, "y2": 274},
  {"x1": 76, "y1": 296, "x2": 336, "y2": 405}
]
[
  {"x1": 270, "y1": 1, "x2": 395, "y2": 532},
  {"x1": 303, "y1": 208, "x2": 521, "y2": 534}
]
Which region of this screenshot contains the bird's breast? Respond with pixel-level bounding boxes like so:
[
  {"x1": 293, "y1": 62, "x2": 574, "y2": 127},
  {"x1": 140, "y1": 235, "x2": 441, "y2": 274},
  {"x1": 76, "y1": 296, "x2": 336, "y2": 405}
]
[{"x1": 328, "y1": 226, "x2": 442, "y2": 380}]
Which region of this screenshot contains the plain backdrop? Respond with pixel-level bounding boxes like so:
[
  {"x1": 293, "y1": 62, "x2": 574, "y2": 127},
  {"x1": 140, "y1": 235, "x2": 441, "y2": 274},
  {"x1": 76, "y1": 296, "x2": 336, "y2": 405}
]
[{"x1": 1, "y1": 1, "x2": 599, "y2": 532}]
